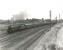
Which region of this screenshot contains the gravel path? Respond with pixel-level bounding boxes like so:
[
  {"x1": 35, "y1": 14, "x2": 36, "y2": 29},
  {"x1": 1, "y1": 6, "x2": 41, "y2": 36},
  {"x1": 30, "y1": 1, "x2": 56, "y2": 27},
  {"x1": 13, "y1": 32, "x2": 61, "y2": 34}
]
[{"x1": 33, "y1": 23, "x2": 62, "y2": 50}]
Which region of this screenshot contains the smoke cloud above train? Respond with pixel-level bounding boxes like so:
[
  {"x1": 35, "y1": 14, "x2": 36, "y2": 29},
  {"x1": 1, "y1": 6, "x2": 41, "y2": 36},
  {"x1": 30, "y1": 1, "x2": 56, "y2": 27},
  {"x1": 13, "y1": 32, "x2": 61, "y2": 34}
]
[{"x1": 11, "y1": 12, "x2": 28, "y2": 21}]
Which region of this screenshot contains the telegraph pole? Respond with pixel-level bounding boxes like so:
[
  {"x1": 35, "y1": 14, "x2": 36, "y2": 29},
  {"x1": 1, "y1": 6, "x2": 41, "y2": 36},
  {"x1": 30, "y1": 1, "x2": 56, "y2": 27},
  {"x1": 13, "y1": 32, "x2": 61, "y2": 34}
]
[
  {"x1": 55, "y1": 16, "x2": 57, "y2": 24},
  {"x1": 50, "y1": 10, "x2": 52, "y2": 30},
  {"x1": 11, "y1": 16, "x2": 14, "y2": 25},
  {"x1": 59, "y1": 13, "x2": 60, "y2": 23}
]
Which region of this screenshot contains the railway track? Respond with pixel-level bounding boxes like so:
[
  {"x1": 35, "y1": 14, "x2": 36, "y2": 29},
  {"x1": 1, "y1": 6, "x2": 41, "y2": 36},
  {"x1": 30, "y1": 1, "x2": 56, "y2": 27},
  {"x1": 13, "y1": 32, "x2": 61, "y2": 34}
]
[
  {"x1": 0, "y1": 25, "x2": 51, "y2": 50},
  {"x1": 16, "y1": 26, "x2": 50, "y2": 50},
  {"x1": 17, "y1": 26, "x2": 50, "y2": 50}
]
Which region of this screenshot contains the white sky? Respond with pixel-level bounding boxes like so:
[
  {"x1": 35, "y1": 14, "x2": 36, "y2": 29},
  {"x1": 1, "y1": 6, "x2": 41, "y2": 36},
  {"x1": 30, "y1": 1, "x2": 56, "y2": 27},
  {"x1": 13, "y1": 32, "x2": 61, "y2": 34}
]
[{"x1": 0, "y1": 0, "x2": 63, "y2": 20}]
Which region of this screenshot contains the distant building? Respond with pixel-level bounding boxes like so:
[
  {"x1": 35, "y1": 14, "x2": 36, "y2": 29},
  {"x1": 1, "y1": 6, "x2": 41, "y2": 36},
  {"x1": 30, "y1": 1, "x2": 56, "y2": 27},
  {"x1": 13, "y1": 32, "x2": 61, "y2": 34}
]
[
  {"x1": 26, "y1": 18, "x2": 42, "y2": 23},
  {"x1": 45, "y1": 19, "x2": 51, "y2": 23}
]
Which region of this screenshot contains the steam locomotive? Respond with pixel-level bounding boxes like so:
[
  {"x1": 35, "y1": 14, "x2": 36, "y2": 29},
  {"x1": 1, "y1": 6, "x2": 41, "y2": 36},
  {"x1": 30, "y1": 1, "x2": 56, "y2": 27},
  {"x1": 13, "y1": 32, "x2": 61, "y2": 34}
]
[{"x1": 7, "y1": 21, "x2": 56, "y2": 33}]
